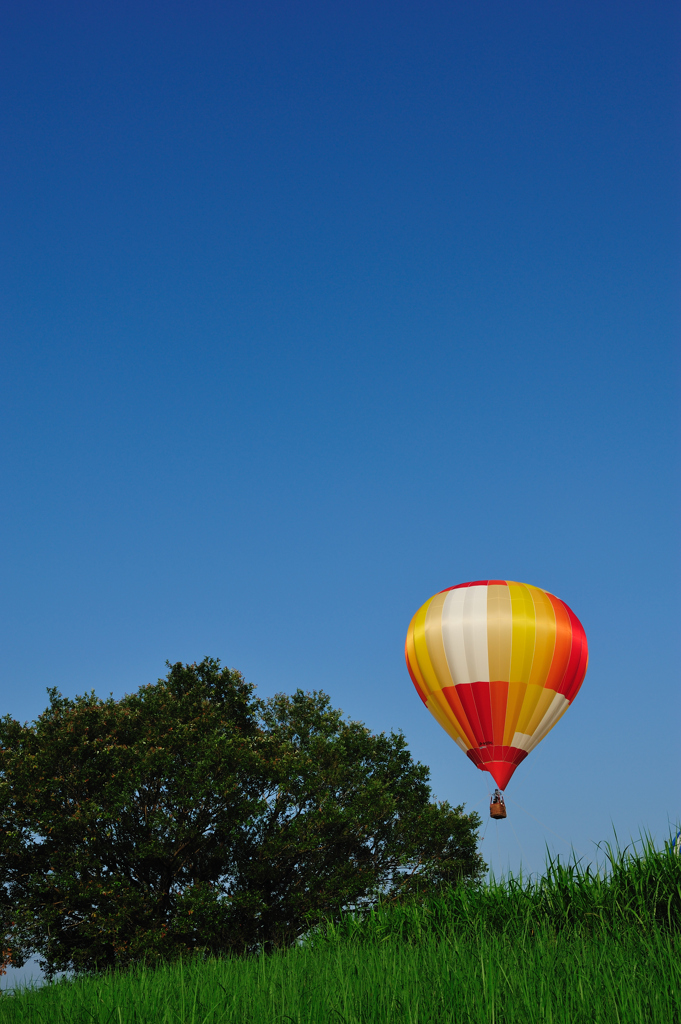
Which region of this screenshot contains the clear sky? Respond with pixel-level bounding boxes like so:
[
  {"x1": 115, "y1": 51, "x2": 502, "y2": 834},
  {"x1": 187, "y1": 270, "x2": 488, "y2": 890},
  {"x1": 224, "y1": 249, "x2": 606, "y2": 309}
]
[{"x1": 1, "y1": 0, "x2": 679, "y2": 898}]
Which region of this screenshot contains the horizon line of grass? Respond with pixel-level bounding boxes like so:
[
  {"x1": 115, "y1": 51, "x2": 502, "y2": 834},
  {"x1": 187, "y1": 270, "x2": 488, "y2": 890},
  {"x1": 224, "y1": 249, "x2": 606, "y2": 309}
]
[{"x1": 313, "y1": 832, "x2": 681, "y2": 947}]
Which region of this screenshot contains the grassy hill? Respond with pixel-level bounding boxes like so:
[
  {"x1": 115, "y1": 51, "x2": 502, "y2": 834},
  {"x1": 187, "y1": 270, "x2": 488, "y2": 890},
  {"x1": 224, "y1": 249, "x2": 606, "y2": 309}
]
[{"x1": 1, "y1": 837, "x2": 679, "y2": 1023}]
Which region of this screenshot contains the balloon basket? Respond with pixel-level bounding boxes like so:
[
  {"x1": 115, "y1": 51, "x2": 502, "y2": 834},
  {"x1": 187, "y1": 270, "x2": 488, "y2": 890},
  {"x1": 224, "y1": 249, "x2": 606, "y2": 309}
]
[{"x1": 490, "y1": 791, "x2": 507, "y2": 819}]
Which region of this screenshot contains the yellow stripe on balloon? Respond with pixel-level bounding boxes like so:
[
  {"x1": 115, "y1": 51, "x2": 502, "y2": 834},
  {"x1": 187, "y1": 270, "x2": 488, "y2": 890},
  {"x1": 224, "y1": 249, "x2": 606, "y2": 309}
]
[
  {"x1": 412, "y1": 596, "x2": 469, "y2": 744},
  {"x1": 527, "y1": 694, "x2": 570, "y2": 750},
  {"x1": 527, "y1": 585, "x2": 557, "y2": 687},
  {"x1": 502, "y1": 681, "x2": 526, "y2": 745},
  {"x1": 411, "y1": 596, "x2": 437, "y2": 692},
  {"x1": 487, "y1": 583, "x2": 513, "y2": 681},
  {"x1": 405, "y1": 614, "x2": 429, "y2": 696},
  {"x1": 424, "y1": 590, "x2": 455, "y2": 689},
  {"x1": 515, "y1": 586, "x2": 558, "y2": 732},
  {"x1": 426, "y1": 694, "x2": 470, "y2": 750},
  {"x1": 515, "y1": 683, "x2": 547, "y2": 735},
  {"x1": 503, "y1": 582, "x2": 534, "y2": 740},
  {"x1": 523, "y1": 684, "x2": 557, "y2": 737},
  {"x1": 508, "y1": 582, "x2": 536, "y2": 682}
]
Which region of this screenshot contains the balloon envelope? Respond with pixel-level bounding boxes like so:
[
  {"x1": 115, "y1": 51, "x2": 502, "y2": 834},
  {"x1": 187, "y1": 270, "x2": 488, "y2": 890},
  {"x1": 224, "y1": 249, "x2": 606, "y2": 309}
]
[{"x1": 405, "y1": 580, "x2": 588, "y2": 790}]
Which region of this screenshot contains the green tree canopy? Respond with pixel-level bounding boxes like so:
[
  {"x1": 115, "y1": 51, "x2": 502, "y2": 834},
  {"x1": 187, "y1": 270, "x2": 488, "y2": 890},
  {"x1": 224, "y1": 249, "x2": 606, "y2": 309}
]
[{"x1": 0, "y1": 659, "x2": 484, "y2": 975}]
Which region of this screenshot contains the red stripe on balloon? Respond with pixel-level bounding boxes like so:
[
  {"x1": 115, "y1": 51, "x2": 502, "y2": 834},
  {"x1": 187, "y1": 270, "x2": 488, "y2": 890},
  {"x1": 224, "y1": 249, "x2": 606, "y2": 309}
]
[
  {"x1": 454, "y1": 684, "x2": 487, "y2": 746},
  {"x1": 566, "y1": 625, "x2": 588, "y2": 703},
  {"x1": 490, "y1": 680, "x2": 509, "y2": 745},
  {"x1": 557, "y1": 602, "x2": 588, "y2": 700},
  {"x1": 470, "y1": 681, "x2": 495, "y2": 745},
  {"x1": 448, "y1": 580, "x2": 506, "y2": 590},
  {"x1": 466, "y1": 746, "x2": 529, "y2": 790}
]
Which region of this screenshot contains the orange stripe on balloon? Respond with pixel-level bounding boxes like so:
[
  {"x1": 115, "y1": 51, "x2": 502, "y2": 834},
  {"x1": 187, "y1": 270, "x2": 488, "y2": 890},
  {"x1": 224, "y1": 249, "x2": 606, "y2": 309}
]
[
  {"x1": 544, "y1": 593, "x2": 573, "y2": 692},
  {"x1": 426, "y1": 695, "x2": 471, "y2": 749},
  {"x1": 440, "y1": 686, "x2": 478, "y2": 748}
]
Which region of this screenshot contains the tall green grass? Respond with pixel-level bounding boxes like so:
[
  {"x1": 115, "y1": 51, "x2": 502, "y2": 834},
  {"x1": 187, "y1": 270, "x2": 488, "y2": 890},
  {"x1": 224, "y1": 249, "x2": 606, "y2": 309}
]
[
  {"x1": 1, "y1": 837, "x2": 679, "y2": 1024},
  {"x1": 317, "y1": 834, "x2": 681, "y2": 944}
]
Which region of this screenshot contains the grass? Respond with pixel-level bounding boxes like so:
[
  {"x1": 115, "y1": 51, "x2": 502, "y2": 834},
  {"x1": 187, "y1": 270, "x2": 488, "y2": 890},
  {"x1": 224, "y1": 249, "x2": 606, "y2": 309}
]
[{"x1": 1, "y1": 836, "x2": 679, "y2": 1023}]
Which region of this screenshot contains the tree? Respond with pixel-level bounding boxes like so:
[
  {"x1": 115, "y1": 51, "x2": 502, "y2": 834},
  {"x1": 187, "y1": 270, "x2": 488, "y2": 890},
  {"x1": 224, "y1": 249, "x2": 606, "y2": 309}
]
[{"x1": 0, "y1": 659, "x2": 484, "y2": 975}]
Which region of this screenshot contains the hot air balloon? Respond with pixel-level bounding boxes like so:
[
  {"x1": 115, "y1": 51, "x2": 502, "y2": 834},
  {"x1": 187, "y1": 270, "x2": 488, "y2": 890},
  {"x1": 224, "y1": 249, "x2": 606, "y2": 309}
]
[{"x1": 405, "y1": 581, "x2": 588, "y2": 814}]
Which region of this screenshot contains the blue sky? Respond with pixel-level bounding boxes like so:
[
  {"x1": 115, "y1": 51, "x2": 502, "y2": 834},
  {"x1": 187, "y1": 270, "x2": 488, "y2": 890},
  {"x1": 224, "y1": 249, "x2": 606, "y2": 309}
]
[{"x1": 1, "y1": 0, "x2": 679, "y2": 911}]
